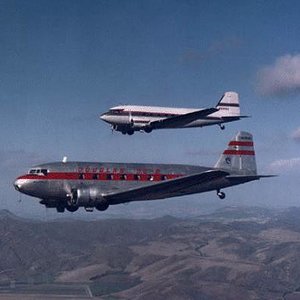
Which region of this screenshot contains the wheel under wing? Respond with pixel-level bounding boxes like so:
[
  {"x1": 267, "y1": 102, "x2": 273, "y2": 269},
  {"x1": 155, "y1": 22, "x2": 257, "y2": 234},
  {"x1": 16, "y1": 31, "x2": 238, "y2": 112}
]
[
  {"x1": 103, "y1": 170, "x2": 229, "y2": 205},
  {"x1": 147, "y1": 107, "x2": 218, "y2": 129}
]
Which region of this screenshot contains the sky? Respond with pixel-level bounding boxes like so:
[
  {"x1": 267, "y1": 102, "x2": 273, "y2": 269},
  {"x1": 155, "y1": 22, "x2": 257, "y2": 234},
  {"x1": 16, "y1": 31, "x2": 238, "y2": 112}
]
[{"x1": 1, "y1": 0, "x2": 300, "y2": 218}]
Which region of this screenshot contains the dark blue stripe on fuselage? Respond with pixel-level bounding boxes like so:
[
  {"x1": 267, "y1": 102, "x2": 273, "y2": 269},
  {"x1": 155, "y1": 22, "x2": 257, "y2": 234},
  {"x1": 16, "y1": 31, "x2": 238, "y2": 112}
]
[{"x1": 217, "y1": 103, "x2": 239, "y2": 107}]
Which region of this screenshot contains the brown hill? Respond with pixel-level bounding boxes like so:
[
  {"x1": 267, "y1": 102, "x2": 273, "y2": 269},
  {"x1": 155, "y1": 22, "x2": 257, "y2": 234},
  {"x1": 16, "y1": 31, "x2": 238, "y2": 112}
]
[{"x1": 1, "y1": 207, "x2": 300, "y2": 299}]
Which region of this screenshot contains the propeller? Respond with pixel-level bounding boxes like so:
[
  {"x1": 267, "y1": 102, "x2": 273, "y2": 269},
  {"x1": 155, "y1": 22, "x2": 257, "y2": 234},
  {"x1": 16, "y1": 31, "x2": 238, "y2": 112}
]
[
  {"x1": 129, "y1": 111, "x2": 134, "y2": 126},
  {"x1": 63, "y1": 182, "x2": 75, "y2": 206},
  {"x1": 18, "y1": 193, "x2": 22, "y2": 203},
  {"x1": 44, "y1": 205, "x2": 49, "y2": 219}
]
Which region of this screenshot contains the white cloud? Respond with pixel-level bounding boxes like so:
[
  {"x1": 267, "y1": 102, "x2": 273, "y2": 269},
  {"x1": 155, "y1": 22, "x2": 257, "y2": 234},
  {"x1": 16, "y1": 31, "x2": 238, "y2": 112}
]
[
  {"x1": 181, "y1": 36, "x2": 241, "y2": 65},
  {"x1": 291, "y1": 128, "x2": 300, "y2": 142},
  {"x1": 257, "y1": 54, "x2": 300, "y2": 96},
  {"x1": 268, "y1": 157, "x2": 300, "y2": 173}
]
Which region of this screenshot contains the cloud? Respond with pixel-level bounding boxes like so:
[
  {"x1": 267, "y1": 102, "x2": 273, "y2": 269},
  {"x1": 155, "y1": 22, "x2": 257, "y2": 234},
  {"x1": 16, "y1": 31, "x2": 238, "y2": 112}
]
[
  {"x1": 257, "y1": 54, "x2": 300, "y2": 96},
  {"x1": 268, "y1": 157, "x2": 300, "y2": 173},
  {"x1": 291, "y1": 128, "x2": 300, "y2": 142},
  {"x1": 181, "y1": 36, "x2": 241, "y2": 65}
]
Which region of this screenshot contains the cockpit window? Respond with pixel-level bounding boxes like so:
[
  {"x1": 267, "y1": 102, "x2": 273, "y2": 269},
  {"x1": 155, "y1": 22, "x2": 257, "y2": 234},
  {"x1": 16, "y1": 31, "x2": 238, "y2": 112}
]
[
  {"x1": 109, "y1": 109, "x2": 124, "y2": 115},
  {"x1": 41, "y1": 169, "x2": 48, "y2": 175},
  {"x1": 28, "y1": 168, "x2": 48, "y2": 175}
]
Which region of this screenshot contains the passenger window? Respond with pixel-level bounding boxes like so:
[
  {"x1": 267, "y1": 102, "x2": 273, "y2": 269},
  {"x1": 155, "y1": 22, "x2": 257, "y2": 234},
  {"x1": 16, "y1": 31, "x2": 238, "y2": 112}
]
[
  {"x1": 120, "y1": 174, "x2": 127, "y2": 180},
  {"x1": 92, "y1": 174, "x2": 99, "y2": 180},
  {"x1": 147, "y1": 175, "x2": 154, "y2": 181},
  {"x1": 106, "y1": 174, "x2": 113, "y2": 180},
  {"x1": 79, "y1": 173, "x2": 85, "y2": 180},
  {"x1": 41, "y1": 169, "x2": 48, "y2": 175},
  {"x1": 133, "y1": 174, "x2": 141, "y2": 180}
]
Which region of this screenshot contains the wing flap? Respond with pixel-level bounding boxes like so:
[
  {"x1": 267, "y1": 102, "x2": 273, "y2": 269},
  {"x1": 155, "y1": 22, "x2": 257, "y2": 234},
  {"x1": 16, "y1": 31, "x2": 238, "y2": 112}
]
[
  {"x1": 148, "y1": 107, "x2": 218, "y2": 129},
  {"x1": 104, "y1": 170, "x2": 229, "y2": 205}
]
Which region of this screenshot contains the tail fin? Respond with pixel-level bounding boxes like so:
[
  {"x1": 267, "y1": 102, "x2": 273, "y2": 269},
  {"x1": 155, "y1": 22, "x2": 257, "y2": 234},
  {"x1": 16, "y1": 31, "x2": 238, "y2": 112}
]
[
  {"x1": 214, "y1": 131, "x2": 257, "y2": 175},
  {"x1": 216, "y1": 91, "x2": 240, "y2": 117}
]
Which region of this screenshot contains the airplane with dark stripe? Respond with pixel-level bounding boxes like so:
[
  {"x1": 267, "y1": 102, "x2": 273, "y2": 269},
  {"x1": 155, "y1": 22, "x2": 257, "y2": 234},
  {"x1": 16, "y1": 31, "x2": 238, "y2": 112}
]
[
  {"x1": 13, "y1": 132, "x2": 274, "y2": 213},
  {"x1": 100, "y1": 91, "x2": 248, "y2": 135}
]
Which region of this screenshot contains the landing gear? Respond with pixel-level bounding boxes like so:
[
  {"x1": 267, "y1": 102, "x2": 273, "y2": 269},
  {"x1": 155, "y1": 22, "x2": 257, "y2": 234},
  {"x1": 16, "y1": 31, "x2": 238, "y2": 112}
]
[
  {"x1": 144, "y1": 127, "x2": 152, "y2": 133},
  {"x1": 127, "y1": 130, "x2": 134, "y2": 135},
  {"x1": 217, "y1": 190, "x2": 226, "y2": 199},
  {"x1": 56, "y1": 204, "x2": 65, "y2": 213},
  {"x1": 96, "y1": 201, "x2": 109, "y2": 211},
  {"x1": 66, "y1": 205, "x2": 79, "y2": 212},
  {"x1": 219, "y1": 124, "x2": 225, "y2": 130},
  {"x1": 121, "y1": 130, "x2": 134, "y2": 135},
  {"x1": 111, "y1": 125, "x2": 117, "y2": 134},
  {"x1": 84, "y1": 207, "x2": 94, "y2": 212}
]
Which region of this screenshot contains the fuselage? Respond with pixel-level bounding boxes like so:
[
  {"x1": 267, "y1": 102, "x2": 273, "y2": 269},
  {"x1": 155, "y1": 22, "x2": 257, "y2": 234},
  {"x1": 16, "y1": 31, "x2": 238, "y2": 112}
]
[
  {"x1": 14, "y1": 161, "x2": 240, "y2": 211},
  {"x1": 14, "y1": 161, "x2": 209, "y2": 199},
  {"x1": 100, "y1": 105, "x2": 240, "y2": 134},
  {"x1": 13, "y1": 131, "x2": 268, "y2": 213}
]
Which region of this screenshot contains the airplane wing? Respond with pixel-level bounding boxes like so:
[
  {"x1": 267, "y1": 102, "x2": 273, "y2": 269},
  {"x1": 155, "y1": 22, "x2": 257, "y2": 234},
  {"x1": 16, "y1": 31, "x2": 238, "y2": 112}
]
[
  {"x1": 147, "y1": 107, "x2": 218, "y2": 129},
  {"x1": 103, "y1": 170, "x2": 229, "y2": 205}
]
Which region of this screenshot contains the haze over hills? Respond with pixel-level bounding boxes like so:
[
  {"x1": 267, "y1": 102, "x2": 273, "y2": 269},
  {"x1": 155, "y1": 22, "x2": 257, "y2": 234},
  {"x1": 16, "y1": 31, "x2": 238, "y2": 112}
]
[{"x1": 1, "y1": 206, "x2": 300, "y2": 299}]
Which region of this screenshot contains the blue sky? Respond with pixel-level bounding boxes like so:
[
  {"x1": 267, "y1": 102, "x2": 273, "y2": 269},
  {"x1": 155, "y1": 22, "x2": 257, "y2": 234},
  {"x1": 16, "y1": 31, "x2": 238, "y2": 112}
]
[{"x1": 1, "y1": 0, "x2": 300, "y2": 218}]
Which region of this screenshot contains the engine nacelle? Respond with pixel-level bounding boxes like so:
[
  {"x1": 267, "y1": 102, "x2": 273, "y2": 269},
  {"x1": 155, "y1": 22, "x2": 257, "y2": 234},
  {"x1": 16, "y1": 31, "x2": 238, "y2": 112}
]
[{"x1": 72, "y1": 188, "x2": 106, "y2": 207}]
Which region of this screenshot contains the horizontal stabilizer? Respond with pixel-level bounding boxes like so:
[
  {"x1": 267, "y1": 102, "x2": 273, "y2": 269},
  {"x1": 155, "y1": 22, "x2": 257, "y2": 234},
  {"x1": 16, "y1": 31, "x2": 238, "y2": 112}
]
[
  {"x1": 226, "y1": 174, "x2": 277, "y2": 182},
  {"x1": 148, "y1": 107, "x2": 218, "y2": 129},
  {"x1": 104, "y1": 170, "x2": 228, "y2": 204},
  {"x1": 221, "y1": 115, "x2": 250, "y2": 120}
]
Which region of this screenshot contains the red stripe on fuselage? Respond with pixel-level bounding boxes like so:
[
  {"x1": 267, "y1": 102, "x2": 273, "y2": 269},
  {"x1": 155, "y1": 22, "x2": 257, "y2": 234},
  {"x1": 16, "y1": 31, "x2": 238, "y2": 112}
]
[
  {"x1": 228, "y1": 141, "x2": 254, "y2": 147},
  {"x1": 223, "y1": 150, "x2": 255, "y2": 155},
  {"x1": 18, "y1": 172, "x2": 184, "y2": 182}
]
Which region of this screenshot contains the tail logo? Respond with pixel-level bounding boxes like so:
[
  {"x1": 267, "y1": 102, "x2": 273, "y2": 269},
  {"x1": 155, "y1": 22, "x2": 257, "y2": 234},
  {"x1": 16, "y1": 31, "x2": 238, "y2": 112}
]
[{"x1": 225, "y1": 157, "x2": 231, "y2": 165}]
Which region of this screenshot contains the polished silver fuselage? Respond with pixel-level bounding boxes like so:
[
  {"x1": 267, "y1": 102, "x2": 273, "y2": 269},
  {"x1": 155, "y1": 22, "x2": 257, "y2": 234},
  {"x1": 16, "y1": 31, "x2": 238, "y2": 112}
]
[{"x1": 14, "y1": 161, "x2": 247, "y2": 208}]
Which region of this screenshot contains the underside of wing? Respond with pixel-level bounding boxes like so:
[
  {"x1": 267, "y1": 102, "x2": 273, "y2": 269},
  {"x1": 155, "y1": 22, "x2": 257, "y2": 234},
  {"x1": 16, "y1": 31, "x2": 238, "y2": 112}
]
[
  {"x1": 103, "y1": 170, "x2": 229, "y2": 205},
  {"x1": 147, "y1": 107, "x2": 218, "y2": 129}
]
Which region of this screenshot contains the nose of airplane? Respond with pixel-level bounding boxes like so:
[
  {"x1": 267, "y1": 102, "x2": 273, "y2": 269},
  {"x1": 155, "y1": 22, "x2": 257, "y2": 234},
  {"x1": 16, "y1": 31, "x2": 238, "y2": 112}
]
[
  {"x1": 100, "y1": 113, "x2": 109, "y2": 122},
  {"x1": 13, "y1": 178, "x2": 26, "y2": 192}
]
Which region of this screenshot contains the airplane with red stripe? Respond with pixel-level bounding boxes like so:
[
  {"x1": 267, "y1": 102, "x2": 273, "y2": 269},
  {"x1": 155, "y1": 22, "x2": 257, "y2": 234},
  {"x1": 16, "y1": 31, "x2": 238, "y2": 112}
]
[
  {"x1": 100, "y1": 91, "x2": 248, "y2": 135},
  {"x1": 13, "y1": 132, "x2": 273, "y2": 213}
]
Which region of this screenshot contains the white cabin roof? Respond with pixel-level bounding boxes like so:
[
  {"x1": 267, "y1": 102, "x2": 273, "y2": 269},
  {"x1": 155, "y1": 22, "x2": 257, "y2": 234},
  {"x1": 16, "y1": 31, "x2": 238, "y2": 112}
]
[{"x1": 110, "y1": 105, "x2": 201, "y2": 115}]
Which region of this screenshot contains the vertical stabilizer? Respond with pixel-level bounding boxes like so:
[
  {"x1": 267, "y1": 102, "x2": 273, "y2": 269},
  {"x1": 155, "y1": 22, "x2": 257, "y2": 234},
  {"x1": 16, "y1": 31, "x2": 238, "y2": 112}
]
[
  {"x1": 214, "y1": 131, "x2": 257, "y2": 175},
  {"x1": 216, "y1": 91, "x2": 240, "y2": 117}
]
